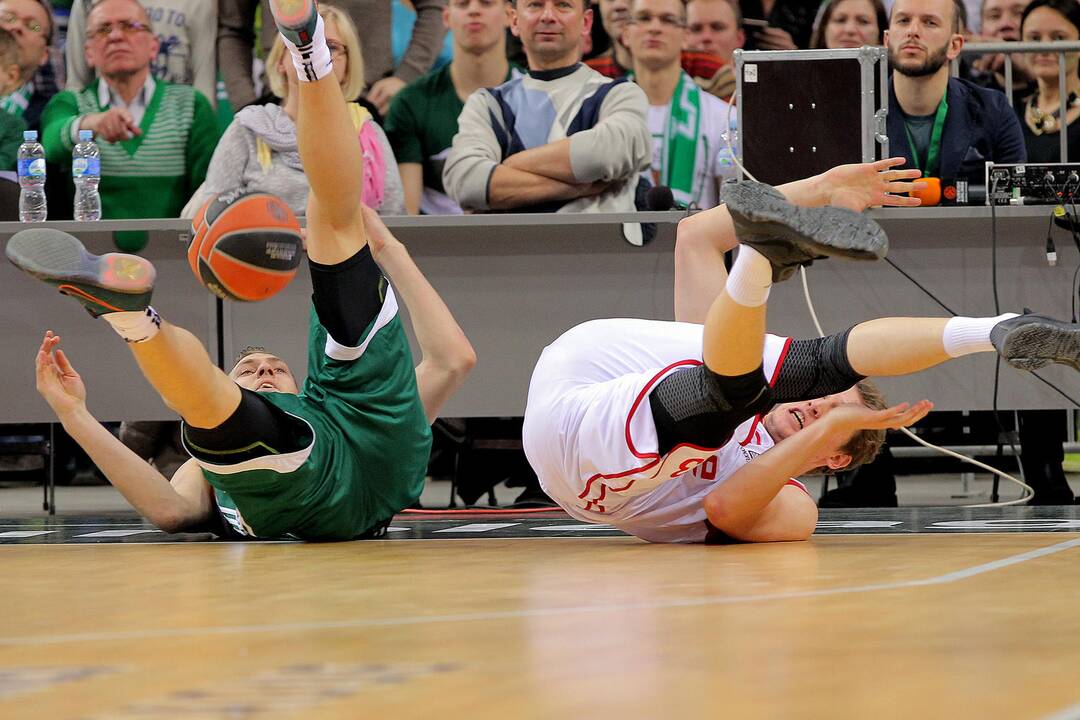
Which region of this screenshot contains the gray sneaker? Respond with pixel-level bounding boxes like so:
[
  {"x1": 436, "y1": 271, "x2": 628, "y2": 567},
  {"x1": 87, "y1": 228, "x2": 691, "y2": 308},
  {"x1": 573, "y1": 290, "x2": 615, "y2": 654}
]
[
  {"x1": 268, "y1": 0, "x2": 319, "y2": 49},
  {"x1": 722, "y1": 179, "x2": 888, "y2": 282},
  {"x1": 990, "y1": 312, "x2": 1080, "y2": 372},
  {"x1": 5, "y1": 228, "x2": 155, "y2": 318}
]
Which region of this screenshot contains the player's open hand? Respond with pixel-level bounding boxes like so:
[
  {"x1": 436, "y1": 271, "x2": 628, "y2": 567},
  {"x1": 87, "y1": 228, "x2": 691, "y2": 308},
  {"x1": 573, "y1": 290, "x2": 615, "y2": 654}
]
[
  {"x1": 826, "y1": 399, "x2": 934, "y2": 434},
  {"x1": 35, "y1": 331, "x2": 87, "y2": 417},
  {"x1": 823, "y1": 157, "x2": 925, "y2": 211}
]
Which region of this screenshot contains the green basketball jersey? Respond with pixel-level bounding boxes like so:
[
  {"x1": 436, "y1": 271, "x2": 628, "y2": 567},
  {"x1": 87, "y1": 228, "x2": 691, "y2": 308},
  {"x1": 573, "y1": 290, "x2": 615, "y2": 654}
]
[{"x1": 199, "y1": 293, "x2": 432, "y2": 541}]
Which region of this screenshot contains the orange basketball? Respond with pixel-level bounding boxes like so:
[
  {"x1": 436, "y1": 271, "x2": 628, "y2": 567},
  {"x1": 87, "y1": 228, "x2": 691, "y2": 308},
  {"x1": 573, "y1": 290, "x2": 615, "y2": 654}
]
[{"x1": 188, "y1": 191, "x2": 303, "y2": 302}]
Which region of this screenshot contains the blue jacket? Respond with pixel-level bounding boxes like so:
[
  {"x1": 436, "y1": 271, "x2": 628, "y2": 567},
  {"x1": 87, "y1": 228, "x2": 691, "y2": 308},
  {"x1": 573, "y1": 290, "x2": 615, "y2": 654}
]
[{"x1": 887, "y1": 76, "x2": 1026, "y2": 181}]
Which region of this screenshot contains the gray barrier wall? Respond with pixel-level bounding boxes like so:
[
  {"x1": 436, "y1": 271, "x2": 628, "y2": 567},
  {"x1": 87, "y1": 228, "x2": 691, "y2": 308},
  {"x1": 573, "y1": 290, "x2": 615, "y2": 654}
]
[{"x1": 0, "y1": 208, "x2": 1077, "y2": 422}]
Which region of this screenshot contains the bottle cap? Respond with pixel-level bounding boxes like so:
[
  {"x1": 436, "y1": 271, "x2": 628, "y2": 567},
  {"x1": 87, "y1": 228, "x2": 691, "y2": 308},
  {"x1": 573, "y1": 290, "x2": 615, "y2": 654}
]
[
  {"x1": 79, "y1": 129, "x2": 93, "y2": 142},
  {"x1": 22, "y1": 130, "x2": 37, "y2": 142}
]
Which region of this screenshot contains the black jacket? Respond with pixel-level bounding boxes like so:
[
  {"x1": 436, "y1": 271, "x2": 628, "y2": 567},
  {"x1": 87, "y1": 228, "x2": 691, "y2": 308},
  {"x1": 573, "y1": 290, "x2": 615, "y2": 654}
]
[{"x1": 887, "y1": 76, "x2": 1027, "y2": 181}]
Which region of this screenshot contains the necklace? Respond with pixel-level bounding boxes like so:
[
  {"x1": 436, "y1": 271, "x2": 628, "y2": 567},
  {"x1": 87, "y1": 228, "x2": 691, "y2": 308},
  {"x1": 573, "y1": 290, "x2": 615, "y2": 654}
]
[{"x1": 1026, "y1": 88, "x2": 1080, "y2": 134}]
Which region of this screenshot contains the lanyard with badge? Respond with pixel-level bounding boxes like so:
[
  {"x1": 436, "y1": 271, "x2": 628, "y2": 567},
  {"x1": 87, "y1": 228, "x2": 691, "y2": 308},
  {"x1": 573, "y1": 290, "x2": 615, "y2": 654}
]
[{"x1": 904, "y1": 94, "x2": 948, "y2": 176}]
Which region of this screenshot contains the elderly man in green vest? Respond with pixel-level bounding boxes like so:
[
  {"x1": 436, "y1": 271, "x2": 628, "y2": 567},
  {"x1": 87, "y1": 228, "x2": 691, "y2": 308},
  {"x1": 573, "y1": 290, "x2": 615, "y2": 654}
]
[{"x1": 40, "y1": 0, "x2": 218, "y2": 250}]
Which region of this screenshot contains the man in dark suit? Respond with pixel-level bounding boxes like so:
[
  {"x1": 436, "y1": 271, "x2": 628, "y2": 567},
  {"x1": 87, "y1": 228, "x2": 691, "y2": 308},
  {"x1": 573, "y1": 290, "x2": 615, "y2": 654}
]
[{"x1": 885, "y1": 0, "x2": 1026, "y2": 182}]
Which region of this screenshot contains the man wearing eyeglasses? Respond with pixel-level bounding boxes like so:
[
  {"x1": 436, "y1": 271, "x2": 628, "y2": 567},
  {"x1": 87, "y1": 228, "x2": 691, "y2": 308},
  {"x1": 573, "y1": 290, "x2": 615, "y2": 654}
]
[
  {"x1": 64, "y1": 0, "x2": 218, "y2": 109},
  {"x1": 625, "y1": 0, "x2": 736, "y2": 209},
  {"x1": 587, "y1": 0, "x2": 736, "y2": 101},
  {"x1": 39, "y1": 0, "x2": 218, "y2": 250},
  {"x1": 0, "y1": 0, "x2": 57, "y2": 131}
]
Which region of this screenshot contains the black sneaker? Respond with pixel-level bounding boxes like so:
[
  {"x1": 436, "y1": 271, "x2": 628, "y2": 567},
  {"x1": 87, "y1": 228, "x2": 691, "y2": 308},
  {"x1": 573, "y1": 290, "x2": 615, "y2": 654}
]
[
  {"x1": 990, "y1": 311, "x2": 1080, "y2": 372},
  {"x1": 722, "y1": 179, "x2": 888, "y2": 282},
  {"x1": 5, "y1": 228, "x2": 155, "y2": 318}
]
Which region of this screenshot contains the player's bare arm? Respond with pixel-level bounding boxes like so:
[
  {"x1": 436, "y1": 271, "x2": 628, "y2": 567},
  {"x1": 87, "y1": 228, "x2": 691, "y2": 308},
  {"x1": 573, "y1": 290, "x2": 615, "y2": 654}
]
[
  {"x1": 674, "y1": 158, "x2": 924, "y2": 323},
  {"x1": 361, "y1": 206, "x2": 477, "y2": 422},
  {"x1": 36, "y1": 332, "x2": 213, "y2": 532},
  {"x1": 704, "y1": 400, "x2": 933, "y2": 542}
]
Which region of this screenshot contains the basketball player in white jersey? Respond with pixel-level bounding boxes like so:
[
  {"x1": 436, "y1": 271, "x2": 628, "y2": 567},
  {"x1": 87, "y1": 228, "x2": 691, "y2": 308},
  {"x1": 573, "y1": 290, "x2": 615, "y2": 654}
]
[{"x1": 523, "y1": 158, "x2": 1080, "y2": 544}]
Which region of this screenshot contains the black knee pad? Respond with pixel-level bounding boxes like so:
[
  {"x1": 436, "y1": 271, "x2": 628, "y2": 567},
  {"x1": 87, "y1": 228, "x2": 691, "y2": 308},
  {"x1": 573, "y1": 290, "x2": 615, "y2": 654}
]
[
  {"x1": 183, "y1": 389, "x2": 312, "y2": 464},
  {"x1": 309, "y1": 245, "x2": 387, "y2": 347},
  {"x1": 772, "y1": 327, "x2": 866, "y2": 403},
  {"x1": 649, "y1": 364, "x2": 774, "y2": 455}
]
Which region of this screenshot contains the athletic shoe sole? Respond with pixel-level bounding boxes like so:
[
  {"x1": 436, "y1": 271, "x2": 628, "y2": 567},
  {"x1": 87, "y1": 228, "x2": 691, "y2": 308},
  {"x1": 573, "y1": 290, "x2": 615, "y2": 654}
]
[
  {"x1": 269, "y1": 0, "x2": 319, "y2": 46},
  {"x1": 5, "y1": 228, "x2": 155, "y2": 317},
  {"x1": 991, "y1": 314, "x2": 1080, "y2": 372},
  {"x1": 723, "y1": 180, "x2": 888, "y2": 281}
]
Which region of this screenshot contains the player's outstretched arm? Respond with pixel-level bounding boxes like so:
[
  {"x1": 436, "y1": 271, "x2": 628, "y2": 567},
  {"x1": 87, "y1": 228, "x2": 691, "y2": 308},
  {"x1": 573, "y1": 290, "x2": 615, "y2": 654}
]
[
  {"x1": 361, "y1": 207, "x2": 476, "y2": 423},
  {"x1": 35, "y1": 333, "x2": 214, "y2": 533},
  {"x1": 703, "y1": 399, "x2": 933, "y2": 543},
  {"x1": 674, "y1": 158, "x2": 923, "y2": 324}
]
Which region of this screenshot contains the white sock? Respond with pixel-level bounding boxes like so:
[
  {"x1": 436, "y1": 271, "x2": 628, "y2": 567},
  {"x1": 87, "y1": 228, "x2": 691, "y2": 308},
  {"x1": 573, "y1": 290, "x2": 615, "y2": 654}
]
[
  {"x1": 281, "y1": 13, "x2": 333, "y2": 83},
  {"x1": 725, "y1": 246, "x2": 772, "y2": 307},
  {"x1": 942, "y1": 313, "x2": 1019, "y2": 357},
  {"x1": 102, "y1": 306, "x2": 162, "y2": 344}
]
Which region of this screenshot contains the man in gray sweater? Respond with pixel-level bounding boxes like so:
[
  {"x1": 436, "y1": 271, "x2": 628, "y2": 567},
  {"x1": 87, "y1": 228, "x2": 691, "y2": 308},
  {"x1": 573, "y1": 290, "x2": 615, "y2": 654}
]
[{"x1": 442, "y1": 0, "x2": 650, "y2": 213}]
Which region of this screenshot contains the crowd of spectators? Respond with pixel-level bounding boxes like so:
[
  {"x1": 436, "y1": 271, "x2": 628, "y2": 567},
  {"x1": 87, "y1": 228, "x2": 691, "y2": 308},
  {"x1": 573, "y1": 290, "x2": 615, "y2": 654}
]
[{"x1": 0, "y1": 0, "x2": 1074, "y2": 222}]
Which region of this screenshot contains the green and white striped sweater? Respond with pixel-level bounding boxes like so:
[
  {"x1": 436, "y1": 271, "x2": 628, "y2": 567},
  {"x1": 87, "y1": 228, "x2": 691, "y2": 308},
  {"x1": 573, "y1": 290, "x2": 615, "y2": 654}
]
[{"x1": 42, "y1": 80, "x2": 219, "y2": 249}]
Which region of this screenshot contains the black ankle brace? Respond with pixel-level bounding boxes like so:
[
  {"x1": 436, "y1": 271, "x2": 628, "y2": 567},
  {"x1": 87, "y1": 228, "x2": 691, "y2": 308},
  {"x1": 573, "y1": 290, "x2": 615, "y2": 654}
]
[{"x1": 772, "y1": 327, "x2": 866, "y2": 403}]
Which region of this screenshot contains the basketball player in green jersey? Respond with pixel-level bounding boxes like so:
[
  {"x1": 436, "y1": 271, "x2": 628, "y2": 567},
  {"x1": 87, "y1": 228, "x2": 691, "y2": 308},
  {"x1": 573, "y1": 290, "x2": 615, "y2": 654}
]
[{"x1": 10, "y1": 0, "x2": 475, "y2": 540}]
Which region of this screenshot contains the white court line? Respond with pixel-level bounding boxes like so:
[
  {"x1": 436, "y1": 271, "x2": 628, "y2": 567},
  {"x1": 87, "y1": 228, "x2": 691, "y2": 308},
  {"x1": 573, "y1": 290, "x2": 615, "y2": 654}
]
[
  {"x1": 1, "y1": 537, "x2": 1078, "y2": 648},
  {"x1": 5, "y1": 531, "x2": 1080, "y2": 547},
  {"x1": 0, "y1": 522, "x2": 148, "y2": 527},
  {"x1": 75, "y1": 530, "x2": 164, "y2": 538},
  {"x1": 1044, "y1": 701, "x2": 1080, "y2": 720},
  {"x1": 433, "y1": 523, "x2": 520, "y2": 533}
]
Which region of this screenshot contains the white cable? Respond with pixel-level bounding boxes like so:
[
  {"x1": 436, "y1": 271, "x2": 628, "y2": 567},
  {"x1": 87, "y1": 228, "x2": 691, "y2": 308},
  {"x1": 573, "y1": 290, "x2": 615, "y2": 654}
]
[
  {"x1": 798, "y1": 267, "x2": 1034, "y2": 506},
  {"x1": 723, "y1": 92, "x2": 757, "y2": 184},
  {"x1": 896, "y1": 427, "x2": 1033, "y2": 507},
  {"x1": 800, "y1": 266, "x2": 825, "y2": 336},
  {"x1": 729, "y1": 82, "x2": 1031, "y2": 505}
]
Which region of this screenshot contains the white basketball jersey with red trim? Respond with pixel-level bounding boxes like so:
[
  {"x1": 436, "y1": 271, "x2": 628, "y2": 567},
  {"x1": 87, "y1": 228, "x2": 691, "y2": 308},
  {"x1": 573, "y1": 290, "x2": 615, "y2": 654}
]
[{"x1": 523, "y1": 318, "x2": 799, "y2": 544}]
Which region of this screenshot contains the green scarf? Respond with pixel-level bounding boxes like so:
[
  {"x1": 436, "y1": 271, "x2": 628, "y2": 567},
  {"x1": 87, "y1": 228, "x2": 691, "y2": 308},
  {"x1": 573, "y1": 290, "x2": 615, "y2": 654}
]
[
  {"x1": 661, "y1": 72, "x2": 702, "y2": 206},
  {"x1": 0, "y1": 81, "x2": 34, "y2": 118}
]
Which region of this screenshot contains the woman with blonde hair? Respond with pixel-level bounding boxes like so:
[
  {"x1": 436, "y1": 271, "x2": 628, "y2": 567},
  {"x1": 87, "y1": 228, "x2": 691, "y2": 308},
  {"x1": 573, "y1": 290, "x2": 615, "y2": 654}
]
[{"x1": 183, "y1": 4, "x2": 405, "y2": 216}]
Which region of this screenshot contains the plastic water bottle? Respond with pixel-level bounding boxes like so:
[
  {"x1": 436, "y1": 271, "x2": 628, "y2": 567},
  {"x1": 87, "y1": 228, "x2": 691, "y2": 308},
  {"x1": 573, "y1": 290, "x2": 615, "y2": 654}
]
[
  {"x1": 72, "y1": 129, "x2": 101, "y2": 222},
  {"x1": 717, "y1": 126, "x2": 740, "y2": 185},
  {"x1": 17, "y1": 130, "x2": 46, "y2": 222}
]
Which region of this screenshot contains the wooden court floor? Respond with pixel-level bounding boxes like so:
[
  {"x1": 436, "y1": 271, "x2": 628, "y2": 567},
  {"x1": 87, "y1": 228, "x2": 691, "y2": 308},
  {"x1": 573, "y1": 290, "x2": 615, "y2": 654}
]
[{"x1": 3, "y1": 532, "x2": 1080, "y2": 719}]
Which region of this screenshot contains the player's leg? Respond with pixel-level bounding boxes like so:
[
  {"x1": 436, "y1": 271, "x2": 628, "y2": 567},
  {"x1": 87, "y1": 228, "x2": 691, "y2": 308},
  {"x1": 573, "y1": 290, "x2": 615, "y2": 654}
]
[
  {"x1": 126, "y1": 324, "x2": 242, "y2": 427},
  {"x1": 675, "y1": 180, "x2": 888, "y2": 324},
  {"x1": 648, "y1": 245, "x2": 774, "y2": 453},
  {"x1": 849, "y1": 313, "x2": 1080, "y2": 375},
  {"x1": 651, "y1": 185, "x2": 889, "y2": 451},
  {"x1": 264, "y1": 0, "x2": 392, "y2": 356},
  {"x1": 6, "y1": 229, "x2": 241, "y2": 429},
  {"x1": 766, "y1": 312, "x2": 1080, "y2": 406},
  {"x1": 673, "y1": 172, "x2": 840, "y2": 323},
  {"x1": 674, "y1": 159, "x2": 919, "y2": 324},
  {"x1": 268, "y1": 0, "x2": 366, "y2": 265}
]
